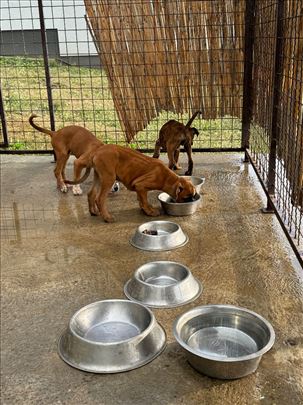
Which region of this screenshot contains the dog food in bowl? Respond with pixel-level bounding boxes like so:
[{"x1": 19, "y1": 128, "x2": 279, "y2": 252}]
[
  {"x1": 142, "y1": 229, "x2": 158, "y2": 235},
  {"x1": 130, "y1": 220, "x2": 188, "y2": 251},
  {"x1": 158, "y1": 193, "x2": 201, "y2": 216},
  {"x1": 180, "y1": 196, "x2": 196, "y2": 203}
]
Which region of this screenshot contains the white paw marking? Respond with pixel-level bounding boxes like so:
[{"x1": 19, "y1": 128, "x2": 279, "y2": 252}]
[
  {"x1": 111, "y1": 181, "x2": 120, "y2": 193},
  {"x1": 60, "y1": 184, "x2": 68, "y2": 193},
  {"x1": 72, "y1": 185, "x2": 83, "y2": 195}
]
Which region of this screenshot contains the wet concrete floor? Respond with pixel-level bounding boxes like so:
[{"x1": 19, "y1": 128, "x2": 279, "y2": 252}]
[{"x1": 1, "y1": 153, "x2": 302, "y2": 405}]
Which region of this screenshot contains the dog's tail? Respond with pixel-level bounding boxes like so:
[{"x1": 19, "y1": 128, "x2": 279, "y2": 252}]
[
  {"x1": 29, "y1": 114, "x2": 53, "y2": 136},
  {"x1": 185, "y1": 111, "x2": 202, "y2": 127},
  {"x1": 65, "y1": 168, "x2": 91, "y2": 185}
]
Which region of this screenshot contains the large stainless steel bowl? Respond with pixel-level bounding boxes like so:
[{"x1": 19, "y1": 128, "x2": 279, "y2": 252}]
[
  {"x1": 158, "y1": 193, "x2": 201, "y2": 216},
  {"x1": 130, "y1": 220, "x2": 188, "y2": 251},
  {"x1": 173, "y1": 305, "x2": 275, "y2": 379},
  {"x1": 180, "y1": 176, "x2": 205, "y2": 194},
  {"x1": 58, "y1": 299, "x2": 166, "y2": 373},
  {"x1": 124, "y1": 261, "x2": 202, "y2": 308}
]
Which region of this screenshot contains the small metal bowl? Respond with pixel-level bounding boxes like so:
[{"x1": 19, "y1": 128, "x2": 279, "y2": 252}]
[
  {"x1": 173, "y1": 305, "x2": 275, "y2": 379},
  {"x1": 130, "y1": 220, "x2": 188, "y2": 251},
  {"x1": 180, "y1": 176, "x2": 205, "y2": 194},
  {"x1": 124, "y1": 261, "x2": 202, "y2": 308},
  {"x1": 58, "y1": 299, "x2": 166, "y2": 373},
  {"x1": 158, "y1": 193, "x2": 201, "y2": 216}
]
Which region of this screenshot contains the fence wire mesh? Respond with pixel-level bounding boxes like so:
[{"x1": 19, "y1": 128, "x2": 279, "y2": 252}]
[
  {"x1": 0, "y1": 0, "x2": 302, "y2": 258},
  {"x1": 249, "y1": 0, "x2": 303, "y2": 249}
]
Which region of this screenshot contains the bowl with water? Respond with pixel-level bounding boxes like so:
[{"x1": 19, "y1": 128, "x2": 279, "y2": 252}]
[
  {"x1": 58, "y1": 299, "x2": 166, "y2": 373},
  {"x1": 173, "y1": 304, "x2": 275, "y2": 379}
]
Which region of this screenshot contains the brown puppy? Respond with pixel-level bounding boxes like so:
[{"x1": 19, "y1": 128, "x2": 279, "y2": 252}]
[
  {"x1": 65, "y1": 144, "x2": 196, "y2": 222},
  {"x1": 29, "y1": 114, "x2": 103, "y2": 195},
  {"x1": 153, "y1": 111, "x2": 201, "y2": 175}
]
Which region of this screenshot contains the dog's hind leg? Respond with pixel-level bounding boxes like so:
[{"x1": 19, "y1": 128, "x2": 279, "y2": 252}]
[
  {"x1": 88, "y1": 172, "x2": 99, "y2": 216},
  {"x1": 152, "y1": 139, "x2": 161, "y2": 159},
  {"x1": 95, "y1": 176, "x2": 116, "y2": 223},
  {"x1": 184, "y1": 143, "x2": 193, "y2": 175},
  {"x1": 54, "y1": 153, "x2": 69, "y2": 192},
  {"x1": 174, "y1": 148, "x2": 182, "y2": 170},
  {"x1": 61, "y1": 153, "x2": 70, "y2": 182},
  {"x1": 72, "y1": 157, "x2": 88, "y2": 195},
  {"x1": 167, "y1": 143, "x2": 179, "y2": 171}
]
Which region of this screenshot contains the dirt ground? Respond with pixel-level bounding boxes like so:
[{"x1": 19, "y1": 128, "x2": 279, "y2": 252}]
[{"x1": 1, "y1": 153, "x2": 302, "y2": 405}]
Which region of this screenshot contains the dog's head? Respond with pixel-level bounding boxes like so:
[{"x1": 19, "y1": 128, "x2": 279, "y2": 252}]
[{"x1": 172, "y1": 177, "x2": 197, "y2": 203}]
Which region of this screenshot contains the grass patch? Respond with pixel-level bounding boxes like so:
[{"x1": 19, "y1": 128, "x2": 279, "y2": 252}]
[{"x1": 1, "y1": 56, "x2": 242, "y2": 151}]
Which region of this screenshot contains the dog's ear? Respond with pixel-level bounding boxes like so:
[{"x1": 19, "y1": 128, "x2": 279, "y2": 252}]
[{"x1": 172, "y1": 181, "x2": 184, "y2": 200}]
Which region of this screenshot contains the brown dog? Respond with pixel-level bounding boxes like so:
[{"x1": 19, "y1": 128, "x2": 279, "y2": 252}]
[
  {"x1": 29, "y1": 114, "x2": 103, "y2": 195},
  {"x1": 65, "y1": 144, "x2": 196, "y2": 222},
  {"x1": 152, "y1": 111, "x2": 201, "y2": 175}
]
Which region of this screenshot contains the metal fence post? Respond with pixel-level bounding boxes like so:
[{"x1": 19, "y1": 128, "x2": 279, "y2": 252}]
[
  {"x1": 0, "y1": 86, "x2": 9, "y2": 147},
  {"x1": 263, "y1": 0, "x2": 285, "y2": 212},
  {"x1": 241, "y1": 0, "x2": 256, "y2": 158},
  {"x1": 37, "y1": 0, "x2": 55, "y2": 133}
]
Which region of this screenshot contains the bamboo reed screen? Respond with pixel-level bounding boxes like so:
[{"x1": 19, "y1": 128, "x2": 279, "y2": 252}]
[{"x1": 84, "y1": 0, "x2": 245, "y2": 142}]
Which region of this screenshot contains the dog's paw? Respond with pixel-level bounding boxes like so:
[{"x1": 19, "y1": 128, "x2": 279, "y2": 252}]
[
  {"x1": 60, "y1": 184, "x2": 68, "y2": 193},
  {"x1": 146, "y1": 208, "x2": 161, "y2": 217},
  {"x1": 72, "y1": 185, "x2": 83, "y2": 196},
  {"x1": 184, "y1": 171, "x2": 192, "y2": 176},
  {"x1": 104, "y1": 215, "x2": 115, "y2": 223},
  {"x1": 90, "y1": 205, "x2": 99, "y2": 216}
]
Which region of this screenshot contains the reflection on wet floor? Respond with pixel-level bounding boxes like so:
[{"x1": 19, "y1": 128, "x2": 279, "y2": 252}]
[
  {"x1": 0, "y1": 197, "x2": 95, "y2": 242},
  {"x1": 0, "y1": 203, "x2": 60, "y2": 242},
  {"x1": 0, "y1": 201, "x2": 120, "y2": 246}
]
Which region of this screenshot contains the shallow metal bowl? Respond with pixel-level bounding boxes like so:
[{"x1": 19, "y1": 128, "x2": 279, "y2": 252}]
[
  {"x1": 58, "y1": 299, "x2": 166, "y2": 373},
  {"x1": 124, "y1": 261, "x2": 202, "y2": 308},
  {"x1": 173, "y1": 305, "x2": 275, "y2": 379},
  {"x1": 180, "y1": 176, "x2": 205, "y2": 194},
  {"x1": 158, "y1": 193, "x2": 201, "y2": 216},
  {"x1": 130, "y1": 220, "x2": 188, "y2": 251}
]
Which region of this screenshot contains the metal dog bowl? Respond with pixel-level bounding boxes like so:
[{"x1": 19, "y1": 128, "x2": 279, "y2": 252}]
[
  {"x1": 181, "y1": 176, "x2": 205, "y2": 194},
  {"x1": 130, "y1": 220, "x2": 188, "y2": 251},
  {"x1": 124, "y1": 261, "x2": 202, "y2": 308},
  {"x1": 158, "y1": 193, "x2": 201, "y2": 216},
  {"x1": 58, "y1": 299, "x2": 166, "y2": 373},
  {"x1": 173, "y1": 305, "x2": 275, "y2": 379}
]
